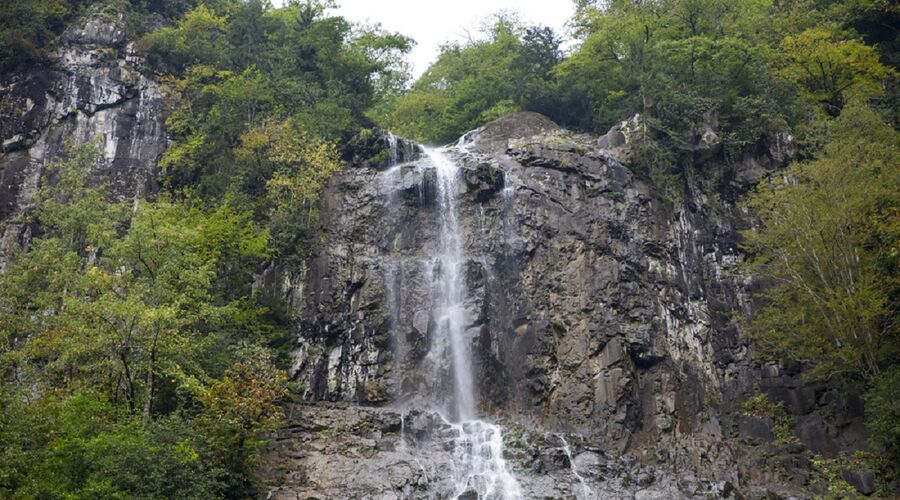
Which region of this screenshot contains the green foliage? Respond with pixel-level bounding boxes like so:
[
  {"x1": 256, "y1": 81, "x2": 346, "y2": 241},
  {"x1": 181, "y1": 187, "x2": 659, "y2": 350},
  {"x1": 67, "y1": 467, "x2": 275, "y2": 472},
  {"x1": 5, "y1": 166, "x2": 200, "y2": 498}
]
[
  {"x1": 780, "y1": 27, "x2": 896, "y2": 115},
  {"x1": 34, "y1": 142, "x2": 129, "y2": 253},
  {"x1": 192, "y1": 354, "x2": 287, "y2": 497},
  {"x1": 21, "y1": 392, "x2": 222, "y2": 499},
  {"x1": 811, "y1": 452, "x2": 865, "y2": 499},
  {"x1": 0, "y1": 0, "x2": 91, "y2": 71},
  {"x1": 742, "y1": 100, "x2": 900, "y2": 382},
  {"x1": 386, "y1": 16, "x2": 560, "y2": 143},
  {"x1": 556, "y1": 0, "x2": 800, "y2": 187},
  {"x1": 236, "y1": 119, "x2": 342, "y2": 264},
  {"x1": 740, "y1": 390, "x2": 799, "y2": 445},
  {"x1": 0, "y1": 0, "x2": 212, "y2": 72},
  {"x1": 865, "y1": 367, "x2": 900, "y2": 467},
  {"x1": 143, "y1": 0, "x2": 410, "y2": 268},
  {"x1": 160, "y1": 65, "x2": 277, "y2": 197},
  {"x1": 0, "y1": 146, "x2": 289, "y2": 498},
  {"x1": 140, "y1": 4, "x2": 230, "y2": 69}
]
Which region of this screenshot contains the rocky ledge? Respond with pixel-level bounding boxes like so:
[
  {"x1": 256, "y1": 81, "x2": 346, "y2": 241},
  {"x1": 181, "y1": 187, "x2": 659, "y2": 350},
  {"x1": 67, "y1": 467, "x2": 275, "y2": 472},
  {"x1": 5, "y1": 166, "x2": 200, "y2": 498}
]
[
  {"x1": 0, "y1": 8, "x2": 165, "y2": 269},
  {"x1": 261, "y1": 403, "x2": 737, "y2": 499}
]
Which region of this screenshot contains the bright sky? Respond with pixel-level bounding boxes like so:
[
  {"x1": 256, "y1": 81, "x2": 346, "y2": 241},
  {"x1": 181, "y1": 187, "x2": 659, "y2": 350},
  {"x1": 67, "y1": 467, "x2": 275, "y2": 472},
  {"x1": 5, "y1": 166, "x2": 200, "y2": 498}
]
[{"x1": 327, "y1": 1, "x2": 575, "y2": 77}]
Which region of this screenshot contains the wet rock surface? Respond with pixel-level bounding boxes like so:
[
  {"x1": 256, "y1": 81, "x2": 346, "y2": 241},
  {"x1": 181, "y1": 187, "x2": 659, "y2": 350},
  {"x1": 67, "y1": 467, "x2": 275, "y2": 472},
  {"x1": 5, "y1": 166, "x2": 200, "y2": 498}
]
[
  {"x1": 278, "y1": 114, "x2": 866, "y2": 496},
  {"x1": 262, "y1": 403, "x2": 735, "y2": 499}
]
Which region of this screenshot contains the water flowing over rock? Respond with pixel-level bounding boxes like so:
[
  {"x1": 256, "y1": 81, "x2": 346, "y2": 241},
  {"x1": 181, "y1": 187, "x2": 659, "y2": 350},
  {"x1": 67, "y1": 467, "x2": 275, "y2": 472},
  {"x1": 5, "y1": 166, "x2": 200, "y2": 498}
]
[
  {"x1": 0, "y1": 10, "x2": 869, "y2": 493},
  {"x1": 265, "y1": 114, "x2": 864, "y2": 498},
  {"x1": 262, "y1": 403, "x2": 731, "y2": 499}
]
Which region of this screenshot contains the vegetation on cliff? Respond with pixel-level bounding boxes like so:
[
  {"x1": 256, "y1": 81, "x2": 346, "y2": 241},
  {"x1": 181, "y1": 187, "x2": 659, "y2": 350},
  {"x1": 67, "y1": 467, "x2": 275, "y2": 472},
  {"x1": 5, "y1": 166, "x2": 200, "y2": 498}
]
[
  {"x1": 1, "y1": 0, "x2": 406, "y2": 498},
  {"x1": 386, "y1": 0, "x2": 898, "y2": 485},
  {"x1": 0, "y1": 0, "x2": 898, "y2": 497},
  {"x1": 386, "y1": 1, "x2": 895, "y2": 168}
]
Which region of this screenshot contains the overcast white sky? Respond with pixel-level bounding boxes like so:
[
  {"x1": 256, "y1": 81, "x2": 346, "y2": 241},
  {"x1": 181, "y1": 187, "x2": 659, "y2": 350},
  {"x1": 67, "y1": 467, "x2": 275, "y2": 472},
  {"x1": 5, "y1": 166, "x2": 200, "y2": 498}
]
[{"x1": 327, "y1": 1, "x2": 575, "y2": 77}]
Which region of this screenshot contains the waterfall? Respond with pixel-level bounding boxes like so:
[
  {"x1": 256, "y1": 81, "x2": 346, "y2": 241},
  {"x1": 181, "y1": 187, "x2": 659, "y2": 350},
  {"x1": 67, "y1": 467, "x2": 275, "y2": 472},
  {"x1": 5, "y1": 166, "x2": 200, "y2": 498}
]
[
  {"x1": 386, "y1": 131, "x2": 399, "y2": 165},
  {"x1": 377, "y1": 143, "x2": 521, "y2": 499},
  {"x1": 424, "y1": 147, "x2": 522, "y2": 500},
  {"x1": 429, "y1": 147, "x2": 476, "y2": 421},
  {"x1": 559, "y1": 434, "x2": 593, "y2": 499}
]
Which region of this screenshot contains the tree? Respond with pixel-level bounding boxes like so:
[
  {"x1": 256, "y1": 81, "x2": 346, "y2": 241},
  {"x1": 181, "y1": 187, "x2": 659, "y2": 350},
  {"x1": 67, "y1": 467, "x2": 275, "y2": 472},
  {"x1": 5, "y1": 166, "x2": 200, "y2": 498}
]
[
  {"x1": 0, "y1": 145, "x2": 291, "y2": 497},
  {"x1": 248, "y1": 119, "x2": 342, "y2": 263},
  {"x1": 386, "y1": 16, "x2": 563, "y2": 143},
  {"x1": 742, "y1": 100, "x2": 899, "y2": 381},
  {"x1": 780, "y1": 27, "x2": 896, "y2": 115},
  {"x1": 149, "y1": 0, "x2": 410, "y2": 210},
  {"x1": 141, "y1": 4, "x2": 230, "y2": 71},
  {"x1": 0, "y1": 0, "x2": 87, "y2": 71},
  {"x1": 193, "y1": 354, "x2": 287, "y2": 497}
]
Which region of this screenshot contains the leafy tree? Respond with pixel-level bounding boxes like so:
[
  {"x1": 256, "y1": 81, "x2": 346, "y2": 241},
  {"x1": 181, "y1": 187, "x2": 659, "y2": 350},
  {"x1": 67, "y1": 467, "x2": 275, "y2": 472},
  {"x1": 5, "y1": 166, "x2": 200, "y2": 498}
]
[
  {"x1": 864, "y1": 366, "x2": 900, "y2": 470},
  {"x1": 0, "y1": 0, "x2": 81, "y2": 71},
  {"x1": 33, "y1": 142, "x2": 129, "y2": 254},
  {"x1": 141, "y1": 4, "x2": 230, "y2": 70},
  {"x1": 742, "y1": 100, "x2": 899, "y2": 381},
  {"x1": 387, "y1": 16, "x2": 562, "y2": 143},
  {"x1": 25, "y1": 392, "x2": 223, "y2": 499},
  {"x1": 0, "y1": 146, "x2": 289, "y2": 497},
  {"x1": 780, "y1": 27, "x2": 896, "y2": 115},
  {"x1": 558, "y1": 0, "x2": 788, "y2": 138},
  {"x1": 234, "y1": 119, "x2": 341, "y2": 263},
  {"x1": 148, "y1": 0, "x2": 411, "y2": 225},
  {"x1": 192, "y1": 353, "x2": 287, "y2": 497}
]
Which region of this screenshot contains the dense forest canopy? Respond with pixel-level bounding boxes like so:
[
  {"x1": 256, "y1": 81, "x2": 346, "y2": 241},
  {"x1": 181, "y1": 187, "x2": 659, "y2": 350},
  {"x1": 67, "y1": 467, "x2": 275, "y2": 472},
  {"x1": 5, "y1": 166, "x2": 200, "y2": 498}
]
[{"x1": 0, "y1": 0, "x2": 898, "y2": 497}]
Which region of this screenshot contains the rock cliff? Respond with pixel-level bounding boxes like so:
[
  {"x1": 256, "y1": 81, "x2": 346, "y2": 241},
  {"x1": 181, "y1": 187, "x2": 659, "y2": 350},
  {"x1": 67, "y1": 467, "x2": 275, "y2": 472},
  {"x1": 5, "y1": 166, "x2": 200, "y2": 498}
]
[
  {"x1": 0, "y1": 9, "x2": 165, "y2": 268},
  {"x1": 0, "y1": 10, "x2": 873, "y2": 496},
  {"x1": 270, "y1": 112, "x2": 869, "y2": 497}
]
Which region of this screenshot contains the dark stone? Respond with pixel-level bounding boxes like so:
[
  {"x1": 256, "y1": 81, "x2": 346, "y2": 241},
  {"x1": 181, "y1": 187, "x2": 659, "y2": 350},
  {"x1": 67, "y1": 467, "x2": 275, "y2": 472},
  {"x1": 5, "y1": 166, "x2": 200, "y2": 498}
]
[
  {"x1": 738, "y1": 416, "x2": 775, "y2": 443},
  {"x1": 461, "y1": 161, "x2": 504, "y2": 202},
  {"x1": 795, "y1": 415, "x2": 839, "y2": 455},
  {"x1": 841, "y1": 469, "x2": 876, "y2": 496}
]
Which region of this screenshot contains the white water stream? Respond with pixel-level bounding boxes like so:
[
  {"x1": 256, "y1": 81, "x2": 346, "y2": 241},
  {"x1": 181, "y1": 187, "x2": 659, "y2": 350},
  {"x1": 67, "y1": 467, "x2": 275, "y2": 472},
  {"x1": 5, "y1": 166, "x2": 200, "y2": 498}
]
[
  {"x1": 559, "y1": 434, "x2": 593, "y2": 499},
  {"x1": 429, "y1": 147, "x2": 476, "y2": 422},
  {"x1": 428, "y1": 148, "x2": 521, "y2": 499},
  {"x1": 384, "y1": 147, "x2": 522, "y2": 499}
]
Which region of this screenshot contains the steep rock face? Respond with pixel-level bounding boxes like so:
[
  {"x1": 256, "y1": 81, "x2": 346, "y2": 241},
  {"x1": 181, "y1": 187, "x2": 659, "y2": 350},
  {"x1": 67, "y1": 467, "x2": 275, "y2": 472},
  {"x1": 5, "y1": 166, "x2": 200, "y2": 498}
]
[
  {"x1": 285, "y1": 113, "x2": 864, "y2": 493},
  {"x1": 0, "y1": 10, "x2": 166, "y2": 267}
]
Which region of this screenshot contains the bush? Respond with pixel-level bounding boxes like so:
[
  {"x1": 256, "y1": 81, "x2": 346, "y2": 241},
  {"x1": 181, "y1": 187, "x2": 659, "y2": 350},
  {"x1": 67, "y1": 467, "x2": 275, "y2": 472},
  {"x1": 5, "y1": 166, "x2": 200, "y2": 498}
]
[
  {"x1": 741, "y1": 390, "x2": 799, "y2": 446},
  {"x1": 865, "y1": 367, "x2": 900, "y2": 467}
]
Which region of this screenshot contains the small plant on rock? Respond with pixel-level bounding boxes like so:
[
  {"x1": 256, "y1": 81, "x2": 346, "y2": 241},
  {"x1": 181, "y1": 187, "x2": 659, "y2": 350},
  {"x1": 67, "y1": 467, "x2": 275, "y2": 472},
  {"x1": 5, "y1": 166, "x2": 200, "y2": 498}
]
[{"x1": 740, "y1": 390, "x2": 799, "y2": 446}]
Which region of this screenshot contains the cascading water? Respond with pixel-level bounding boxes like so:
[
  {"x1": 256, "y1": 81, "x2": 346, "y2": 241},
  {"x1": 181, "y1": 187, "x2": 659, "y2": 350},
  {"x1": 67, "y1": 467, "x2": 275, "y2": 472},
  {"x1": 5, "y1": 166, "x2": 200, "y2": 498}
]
[
  {"x1": 428, "y1": 148, "x2": 476, "y2": 421},
  {"x1": 386, "y1": 131, "x2": 400, "y2": 165},
  {"x1": 426, "y1": 147, "x2": 521, "y2": 500},
  {"x1": 426, "y1": 149, "x2": 521, "y2": 499},
  {"x1": 559, "y1": 435, "x2": 593, "y2": 499},
  {"x1": 382, "y1": 145, "x2": 522, "y2": 499}
]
